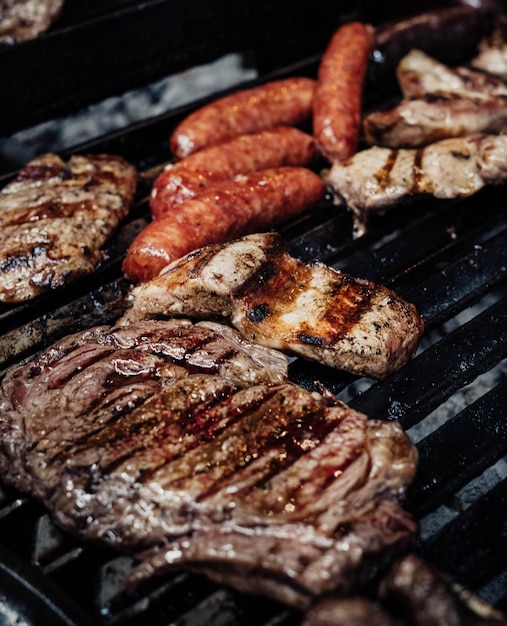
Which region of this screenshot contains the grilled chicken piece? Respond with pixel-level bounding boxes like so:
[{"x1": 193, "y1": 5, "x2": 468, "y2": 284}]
[
  {"x1": 472, "y1": 28, "x2": 507, "y2": 82},
  {"x1": 0, "y1": 317, "x2": 418, "y2": 609},
  {"x1": 396, "y1": 49, "x2": 507, "y2": 100},
  {"x1": 323, "y1": 133, "x2": 507, "y2": 223},
  {"x1": 0, "y1": 0, "x2": 64, "y2": 45},
  {"x1": 0, "y1": 153, "x2": 137, "y2": 303},
  {"x1": 363, "y1": 50, "x2": 507, "y2": 148},
  {"x1": 119, "y1": 232, "x2": 424, "y2": 380}
]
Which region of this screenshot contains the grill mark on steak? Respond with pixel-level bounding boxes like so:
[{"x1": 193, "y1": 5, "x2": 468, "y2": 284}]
[
  {"x1": 79, "y1": 377, "x2": 248, "y2": 481},
  {"x1": 192, "y1": 389, "x2": 344, "y2": 505}
]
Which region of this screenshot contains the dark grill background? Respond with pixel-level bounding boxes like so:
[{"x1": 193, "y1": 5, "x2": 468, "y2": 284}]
[{"x1": 0, "y1": 1, "x2": 506, "y2": 624}]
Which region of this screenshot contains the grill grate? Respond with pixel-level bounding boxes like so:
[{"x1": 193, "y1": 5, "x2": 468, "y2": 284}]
[{"x1": 1, "y1": 53, "x2": 507, "y2": 625}]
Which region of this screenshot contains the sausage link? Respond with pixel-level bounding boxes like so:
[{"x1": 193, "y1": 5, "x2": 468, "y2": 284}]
[
  {"x1": 313, "y1": 21, "x2": 374, "y2": 163},
  {"x1": 123, "y1": 166, "x2": 325, "y2": 283},
  {"x1": 151, "y1": 126, "x2": 316, "y2": 219},
  {"x1": 169, "y1": 77, "x2": 317, "y2": 159}
]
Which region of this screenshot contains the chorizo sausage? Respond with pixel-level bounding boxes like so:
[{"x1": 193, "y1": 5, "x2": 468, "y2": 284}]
[
  {"x1": 123, "y1": 166, "x2": 325, "y2": 283},
  {"x1": 151, "y1": 126, "x2": 316, "y2": 219},
  {"x1": 169, "y1": 77, "x2": 317, "y2": 159},
  {"x1": 313, "y1": 21, "x2": 374, "y2": 163}
]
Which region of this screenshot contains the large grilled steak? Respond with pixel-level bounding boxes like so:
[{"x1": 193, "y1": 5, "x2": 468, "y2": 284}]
[
  {"x1": 0, "y1": 152, "x2": 137, "y2": 303},
  {"x1": 0, "y1": 318, "x2": 418, "y2": 610}
]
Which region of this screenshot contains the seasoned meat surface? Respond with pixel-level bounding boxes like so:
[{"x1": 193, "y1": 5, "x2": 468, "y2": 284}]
[
  {"x1": 323, "y1": 133, "x2": 507, "y2": 222},
  {"x1": 0, "y1": 0, "x2": 64, "y2": 45},
  {"x1": 119, "y1": 232, "x2": 424, "y2": 380},
  {"x1": 0, "y1": 153, "x2": 137, "y2": 302},
  {"x1": 0, "y1": 318, "x2": 418, "y2": 609},
  {"x1": 0, "y1": 318, "x2": 289, "y2": 496},
  {"x1": 363, "y1": 50, "x2": 507, "y2": 148}
]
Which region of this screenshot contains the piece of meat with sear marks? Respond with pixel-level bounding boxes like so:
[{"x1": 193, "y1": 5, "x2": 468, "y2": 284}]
[
  {"x1": 0, "y1": 152, "x2": 137, "y2": 303},
  {"x1": 363, "y1": 49, "x2": 507, "y2": 149},
  {"x1": 323, "y1": 133, "x2": 507, "y2": 224},
  {"x1": 0, "y1": 318, "x2": 418, "y2": 609},
  {"x1": 119, "y1": 232, "x2": 424, "y2": 380}
]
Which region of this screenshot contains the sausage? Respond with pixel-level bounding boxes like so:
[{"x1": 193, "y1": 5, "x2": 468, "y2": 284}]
[
  {"x1": 169, "y1": 77, "x2": 317, "y2": 159},
  {"x1": 151, "y1": 126, "x2": 317, "y2": 219},
  {"x1": 313, "y1": 21, "x2": 375, "y2": 164},
  {"x1": 123, "y1": 166, "x2": 325, "y2": 283}
]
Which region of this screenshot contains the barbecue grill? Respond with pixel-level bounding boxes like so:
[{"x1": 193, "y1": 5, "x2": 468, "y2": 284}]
[{"x1": 1, "y1": 1, "x2": 506, "y2": 624}]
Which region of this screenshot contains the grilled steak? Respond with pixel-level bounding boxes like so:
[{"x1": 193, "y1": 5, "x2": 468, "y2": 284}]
[
  {"x1": 0, "y1": 318, "x2": 418, "y2": 610},
  {"x1": 119, "y1": 232, "x2": 424, "y2": 380},
  {"x1": 0, "y1": 153, "x2": 137, "y2": 303},
  {"x1": 323, "y1": 133, "x2": 507, "y2": 224},
  {"x1": 0, "y1": 0, "x2": 64, "y2": 45},
  {"x1": 363, "y1": 50, "x2": 507, "y2": 148}
]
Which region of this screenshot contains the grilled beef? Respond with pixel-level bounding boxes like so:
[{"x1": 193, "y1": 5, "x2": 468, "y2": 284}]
[
  {"x1": 0, "y1": 318, "x2": 418, "y2": 610},
  {"x1": 0, "y1": 153, "x2": 137, "y2": 303},
  {"x1": 363, "y1": 50, "x2": 507, "y2": 148},
  {"x1": 118, "y1": 232, "x2": 424, "y2": 380},
  {"x1": 0, "y1": 0, "x2": 64, "y2": 45},
  {"x1": 323, "y1": 133, "x2": 507, "y2": 224}
]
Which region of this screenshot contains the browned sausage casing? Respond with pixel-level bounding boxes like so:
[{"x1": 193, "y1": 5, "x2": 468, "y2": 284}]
[
  {"x1": 151, "y1": 126, "x2": 316, "y2": 219},
  {"x1": 123, "y1": 166, "x2": 325, "y2": 283},
  {"x1": 313, "y1": 21, "x2": 375, "y2": 163},
  {"x1": 169, "y1": 77, "x2": 317, "y2": 159}
]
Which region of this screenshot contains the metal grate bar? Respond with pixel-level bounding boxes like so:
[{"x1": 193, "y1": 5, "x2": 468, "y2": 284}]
[
  {"x1": 407, "y1": 378, "x2": 507, "y2": 517},
  {"x1": 348, "y1": 295, "x2": 507, "y2": 427}
]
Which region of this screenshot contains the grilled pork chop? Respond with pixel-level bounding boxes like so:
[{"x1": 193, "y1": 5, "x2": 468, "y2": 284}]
[
  {"x1": 323, "y1": 133, "x2": 507, "y2": 223},
  {"x1": 0, "y1": 153, "x2": 137, "y2": 303},
  {"x1": 0, "y1": 318, "x2": 418, "y2": 610},
  {"x1": 118, "y1": 232, "x2": 424, "y2": 380},
  {"x1": 0, "y1": 0, "x2": 64, "y2": 45},
  {"x1": 363, "y1": 50, "x2": 507, "y2": 148}
]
